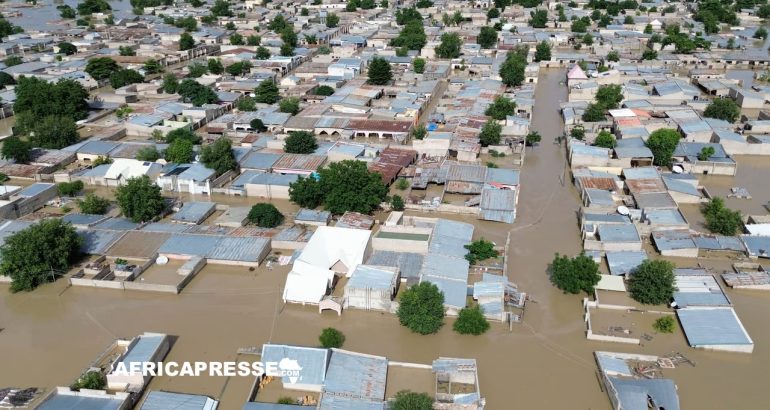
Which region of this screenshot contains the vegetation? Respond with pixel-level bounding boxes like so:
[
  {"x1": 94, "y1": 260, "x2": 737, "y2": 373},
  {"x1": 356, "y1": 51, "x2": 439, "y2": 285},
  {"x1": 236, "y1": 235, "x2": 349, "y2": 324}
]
[
  {"x1": 115, "y1": 176, "x2": 165, "y2": 223},
  {"x1": 529, "y1": 9, "x2": 548, "y2": 28},
  {"x1": 226, "y1": 61, "x2": 252, "y2": 76},
  {"x1": 288, "y1": 160, "x2": 388, "y2": 215},
  {"x1": 165, "y1": 127, "x2": 201, "y2": 144},
  {"x1": 247, "y1": 203, "x2": 284, "y2": 228},
  {"x1": 698, "y1": 146, "x2": 715, "y2": 161},
  {"x1": 453, "y1": 305, "x2": 490, "y2": 335},
  {"x1": 57, "y1": 180, "x2": 85, "y2": 197},
  {"x1": 200, "y1": 138, "x2": 237, "y2": 175},
  {"x1": 326, "y1": 13, "x2": 340, "y2": 28},
  {"x1": 550, "y1": 253, "x2": 601, "y2": 295},
  {"x1": 435, "y1": 33, "x2": 462, "y2": 58},
  {"x1": 367, "y1": 57, "x2": 393, "y2": 85},
  {"x1": 413, "y1": 57, "x2": 426, "y2": 74},
  {"x1": 392, "y1": 391, "x2": 433, "y2": 410},
  {"x1": 315, "y1": 85, "x2": 335, "y2": 96},
  {"x1": 499, "y1": 47, "x2": 528, "y2": 87},
  {"x1": 593, "y1": 130, "x2": 617, "y2": 148},
  {"x1": 161, "y1": 73, "x2": 179, "y2": 94},
  {"x1": 109, "y1": 69, "x2": 144, "y2": 89},
  {"x1": 284, "y1": 131, "x2": 318, "y2": 154},
  {"x1": 58, "y1": 42, "x2": 77, "y2": 55},
  {"x1": 653, "y1": 316, "x2": 676, "y2": 334},
  {"x1": 256, "y1": 46, "x2": 271, "y2": 60},
  {"x1": 177, "y1": 79, "x2": 218, "y2": 106},
  {"x1": 464, "y1": 239, "x2": 497, "y2": 264},
  {"x1": 391, "y1": 20, "x2": 427, "y2": 50},
  {"x1": 76, "y1": 0, "x2": 111, "y2": 15},
  {"x1": 143, "y1": 59, "x2": 163, "y2": 74},
  {"x1": 1, "y1": 136, "x2": 32, "y2": 163},
  {"x1": 645, "y1": 128, "x2": 681, "y2": 167},
  {"x1": 485, "y1": 96, "x2": 516, "y2": 120},
  {"x1": 250, "y1": 118, "x2": 267, "y2": 132},
  {"x1": 390, "y1": 194, "x2": 405, "y2": 211},
  {"x1": 534, "y1": 41, "x2": 551, "y2": 62},
  {"x1": 0, "y1": 219, "x2": 82, "y2": 292},
  {"x1": 180, "y1": 32, "x2": 195, "y2": 50},
  {"x1": 85, "y1": 57, "x2": 120, "y2": 81},
  {"x1": 207, "y1": 58, "x2": 224, "y2": 74},
  {"x1": 136, "y1": 146, "x2": 161, "y2": 162},
  {"x1": 279, "y1": 97, "x2": 301, "y2": 115},
  {"x1": 526, "y1": 131, "x2": 542, "y2": 146},
  {"x1": 397, "y1": 282, "x2": 445, "y2": 335},
  {"x1": 628, "y1": 260, "x2": 676, "y2": 305},
  {"x1": 254, "y1": 80, "x2": 280, "y2": 104},
  {"x1": 702, "y1": 197, "x2": 743, "y2": 236},
  {"x1": 72, "y1": 370, "x2": 105, "y2": 391},
  {"x1": 703, "y1": 98, "x2": 740, "y2": 123},
  {"x1": 479, "y1": 120, "x2": 502, "y2": 147},
  {"x1": 412, "y1": 124, "x2": 427, "y2": 140},
  {"x1": 570, "y1": 126, "x2": 585, "y2": 140},
  {"x1": 164, "y1": 138, "x2": 195, "y2": 163},
  {"x1": 755, "y1": 27, "x2": 768, "y2": 40},
  {"x1": 319, "y1": 327, "x2": 345, "y2": 348},
  {"x1": 396, "y1": 178, "x2": 410, "y2": 190},
  {"x1": 478, "y1": 26, "x2": 498, "y2": 49},
  {"x1": 606, "y1": 50, "x2": 620, "y2": 62},
  {"x1": 277, "y1": 397, "x2": 295, "y2": 405},
  {"x1": 77, "y1": 194, "x2": 110, "y2": 215},
  {"x1": 642, "y1": 49, "x2": 658, "y2": 60}
]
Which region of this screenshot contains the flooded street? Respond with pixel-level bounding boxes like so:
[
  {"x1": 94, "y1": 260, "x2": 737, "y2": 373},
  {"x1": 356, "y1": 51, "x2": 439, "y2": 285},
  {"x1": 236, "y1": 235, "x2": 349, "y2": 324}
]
[{"x1": 1, "y1": 70, "x2": 770, "y2": 409}]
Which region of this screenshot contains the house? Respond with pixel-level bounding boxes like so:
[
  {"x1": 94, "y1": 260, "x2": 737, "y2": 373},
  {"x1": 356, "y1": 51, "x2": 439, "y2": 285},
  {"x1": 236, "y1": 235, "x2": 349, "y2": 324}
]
[
  {"x1": 140, "y1": 391, "x2": 219, "y2": 410},
  {"x1": 106, "y1": 332, "x2": 171, "y2": 392},
  {"x1": 343, "y1": 265, "x2": 400, "y2": 311},
  {"x1": 171, "y1": 202, "x2": 217, "y2": 225},
  {"x1": 157, "y1": 163, "x2": 217, "y2": 195},
  {"x1": 672, "y1": 142, "x2": 737, "y2": 176},
  {"x1": 676, "y1": 307, "x2": 754, "y2": 353},
  {"x1": 294, "y1": 209, "x2": 332, "y2": 226},
  {"x1": 595, "y1": 351, "x2": 680, "y2": 410},
  {"x1": 260, "y1": 344, "x2": 329, "y2": 392},
  {"x1": 0, "y1": 183, "x2": 58, "y2": 219},
  {"x1": 229, "y1": 171, "x2": 298, "y2": 198},
  {"x1": 35, "y1": 388, "x2": 131, "y2": 410}
]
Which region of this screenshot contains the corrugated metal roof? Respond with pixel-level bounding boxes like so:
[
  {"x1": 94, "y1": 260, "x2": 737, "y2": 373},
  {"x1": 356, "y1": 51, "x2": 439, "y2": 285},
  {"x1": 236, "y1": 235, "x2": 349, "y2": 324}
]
[
  {"x1": 610, "y1": 377, "x2": 680, "y2": 410},
  {"x1": 421, "y1": 275, "x2": 467, "y2": 309},
  {"x1": 347, "y1": 265, "x2": 398, "y2": 290},
  {"x1": 240, "y1": 152, "x2": 282, "y2": 170},
  {"x1": 79, "y1": 230, "x2": 125, "y2": 255},
  {"x1": 261, "y1": 344, "x2": 328, "y2": 386},
  {"x1": 324, "y1": 350, "x2": 387, "y2": 400},
  {"x1": 740, "y1": 235, "x2": 770, "y2": 258},
  {"x1": 62, "y1": 213, "x2": 110, "y2": 227},
  {"x1": 172, "y1": 202, "x2": 216, "y2": 224},
  {"x1": 158, "y1": 234, "x2": 218, "y2": 256},
  {"x1": 422, "y1": 253, "x2": 469, "y2": 282},
  {"x1": 597, "y1": 224, "x2": 640, "y2": 243},
  {"x1": 207, "y1": 236, "x2": 270, "y2": 262},
  {"x1": 366, "y1": 251, "x2": 424, "y2": 279},
  {"x1": 273, "y1": 154, "x2": 327, "y2": 171},
  {"x1": 447, "y1": 163, "x2": 487, "y2": 183},
  {"x1": 16, "y1": 183, "x2": 55, "y2": 198},
  {"x1": 37, "y1": 392, "x2": 127, "y2": 410},
  {"x1": 596, "y1": 354, "x2": 632, "y2": 376},
  {"x1": 652, "y1": 230, "x2": 697, "y2": 251},
  {"x1": 295, "y1": 209, "x2": 331, "y2": 223},
  {"x1": 673, "y1": 273, "x2": 730, "y2": 307},
  {"x1": 677, "y1": 307, "x2": 753, "y2": 347},
  {"x1": 119, "y1": 334, "x2": 165, "y2": 368},
  {"x1": 606, "y1": 251, "x2": 647, "y2": 276},
  {"x1": 141, "y1": 391, "x2": 218, "y2": 410},
  {"x1": 93, "y1": 218, "x2": 140, "y2": 231}
]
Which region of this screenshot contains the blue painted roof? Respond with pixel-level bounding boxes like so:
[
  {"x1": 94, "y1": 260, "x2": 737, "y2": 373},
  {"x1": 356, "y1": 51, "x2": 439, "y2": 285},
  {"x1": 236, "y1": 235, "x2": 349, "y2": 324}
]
[
  {"x1": 62, "y1": 213, "x2": 109, "y2": 226},
  {"x1": 318, "y1": 396, "x2": 384, "y2": 410},
  {"x1": 240, "y1": 152, "x2": 282, "y2": 170},
  {"x1": 16, "y1": 183, "x2": 54, "y2": 198},
  {"x1": 740, "y1": 235, "x2": 770, "y2": 258},
  {"x1": 295, "y1": 208, "x2": 331, "y2": 223},
  {"x1": 93, "y1": 218, "x2": 140, "y2": 231},
  {"x1": 653, "y1": 230, "x2": 696, "y2": 251},
  {"x1": 677, "y1": 307, "x2": 752, "y2": 347}
]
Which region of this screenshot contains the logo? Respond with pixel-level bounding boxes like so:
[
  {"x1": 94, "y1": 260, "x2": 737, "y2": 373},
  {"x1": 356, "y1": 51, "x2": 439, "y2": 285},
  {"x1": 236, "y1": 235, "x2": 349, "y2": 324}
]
[{"x1": 278, "y1": 358, "x2": 303, "y2": 384}]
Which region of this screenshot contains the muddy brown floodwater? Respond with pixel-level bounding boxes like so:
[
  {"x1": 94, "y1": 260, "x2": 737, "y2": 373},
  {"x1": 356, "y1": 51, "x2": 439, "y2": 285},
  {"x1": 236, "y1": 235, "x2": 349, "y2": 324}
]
[{"x1": 2, "y1": 70, "x2": 770, "y2": 409}]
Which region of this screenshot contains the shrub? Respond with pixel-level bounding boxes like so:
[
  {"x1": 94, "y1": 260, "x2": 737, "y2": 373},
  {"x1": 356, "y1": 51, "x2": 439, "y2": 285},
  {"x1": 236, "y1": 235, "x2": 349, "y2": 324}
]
[
  {"x1": 464, "y1": 239, "x2": 497, "y2": 264},
  {"x1": 284, "y1": 131, "x2": 318, "y2": 154},
  {"x1": 628, "y1": 260, "x2": 675, "y2": 305},
  {"x1": 550, "y1": 253, "x2": 601, "y2": 294},
  {"x1": 392, "y1": 391, "x2": 433, "y2": 410},
  {"x1": 702, "y1": 197, "x2": 742, "y2": 236},
  {"x1": 77, "y1": 194, "x2": 110, "y2": 215},
  {"x1": 397, "y1": 282, "x2": 445, "y2": 334},
  {"x1": 319, "y1": 327, "x2": 345, "y2": 348},
  {"x1": 391, "y1": 195, "x2": 405, "y2": 211},
  {"x1": 453, "y1": 305, "x2": 490, "y2": 335},
  {"x1": 653, "y1": 316, "x2": 676, "y2": 333},
  {"x1": 58, "y1": 180, "x2": 84, "y2": 197},
  {"x1": 72, "y1": 371, "x2": 105, "y2": 391},
  {"x1": 396, "y1": 178, "x2": 410, "y2": 190},
  {"x1": 247, "y1": 203, "x2": 284, "y2": 227}
]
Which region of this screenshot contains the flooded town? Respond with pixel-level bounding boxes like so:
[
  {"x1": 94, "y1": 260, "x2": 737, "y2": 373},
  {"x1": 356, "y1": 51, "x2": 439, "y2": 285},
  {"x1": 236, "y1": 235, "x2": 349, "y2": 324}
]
[{"x1": 1, "y1": 0, "x2": 770, "y2": 409}]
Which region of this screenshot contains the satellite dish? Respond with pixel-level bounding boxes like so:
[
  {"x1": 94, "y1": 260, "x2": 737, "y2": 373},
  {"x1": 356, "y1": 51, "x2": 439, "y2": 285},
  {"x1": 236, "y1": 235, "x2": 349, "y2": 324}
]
[
  {"x1": 672, "y1": 165, "x2": 684, "y2": 174},
  {"x1": 156, "y1": 256, "x2": 169, "y2": 265},
  {"x1": 617, "y1": 206, "x2": 630, "y2": 216}
]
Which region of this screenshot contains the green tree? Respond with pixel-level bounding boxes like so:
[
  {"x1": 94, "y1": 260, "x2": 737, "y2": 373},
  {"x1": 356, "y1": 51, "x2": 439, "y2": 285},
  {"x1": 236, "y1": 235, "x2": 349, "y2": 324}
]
[
  {"x1": 326, "y1": 13, "x2": 340, "y2": 28},
  {"x1": 230, "y1": 33, "x2": 244, "y2": 45},
  {"x1": 211, "y1": 0, "x2": 232, "y2": 17},
  {"x1": 207, "y1": 58, "x2": 224, "y2": 74},
  {"x1": 624, "y1": 15, "x2": 634, "y2": 24},
  {"x1": 254, "y1": 80, "x2": 280, "y2": 104},
  {"x1": 391, "y1": 194, "x2": 405, "y2": 211},
  {"x1": 200, "y1": 138, "x2": 237, "y2": 175},
  {"x1": 395, "y1": 7, "x2": 422, "y2": 25},
  {"x1": 72, "y1": 371, "x2": 105, "y2": 391},
  {"x1": 116, "y1": 176, "x2": 165, "y2": 223},
  {"x1": 392, "y1": 391, "x2": 433, "y2": 410},
  {"x1": 529, "y1": 9, "x2": 548, "y2": 28},
  {"x1": 435, "y1": 33, "x2": 462, "y2": 58},
  {"x1": 268, "y1": 15, "x2": 289, "y2": 32},
  {"x1": 607, "y1": 50, "x2": 619, "y2": 62},
  {"x1": 250, "y1": 118, "x2": 267, "y2": 132},
  {"x1": 702, "y1": 197, "x2": 743, "y2": 236},
  {"x1": 279, "y1": 97, "x2": 301, "y2": 115},
  {"x1": 644, "y1": 24, "x2": 653, "y2": 34},
  {"x1": 226, "y1": 61, "x2": 252, "y2": 76},
  {"x1": 1, "y1": 136, "x2": 32, "y2": 163},
  {"x1": 315, "y1": 85, "x2": 335, "y2": 96},
  {"x1": 165, "y1": 138, "x2": 194, "y2": 163},
  {"x1": 281, "y1": 28, "x2": 298, "y2": 48},
  {"x1": 58, "y1": 42, "x2": 77, "y2": 55},
  {"x1": 162, "y1": 73, "x2": 179, "y2": 94},
  {"x1": 180, "y1": 32, "x2": 195, "y2": 50},
  {"x1": 391, "y1": 20, "x2": 427, "y2": 50},
  {"x1": 628, "y1": 260, "x2": 675, "y2": 305},
  {"x1": 478, "y1": 26, "x2": 498, "y2": 49},
  {"x1": 479, "y1": 120, "x2": 502, "y2": 147},
  {"x1": 256, "y1": 46, "x2": 271, "y2": 60},
  {"x1": 58, "y1": 5, "x2": 77, "y2": 19},
  {"x1": 550, "y1": 253, "x2": 601, "y2": 294},
  {"x1": 754, "y1": 27, "x2": 768, "y2": 40},
  {"x1": 31, "y1": 116, "x2": 79, "y2": 149},
  {"x1": 653, "y1": 316, "x2": 676, "y2": 333},
  {"x1": 413, "y1": 57, "x2": 426, "y2": 74},
  {"x1": 289, "y1": 160, "x2": 388, "y2": 214},
  {"x1": 571, "y1": 126, "x2": 585, "y2": 140},
  {"x1": 646, "y1": 128, "x2": 681, "y2": 167},
  {"x1": 165, "y1": 127, "x2": 201, "y2": 144},
  {"x1": 453, "y1": 305, "x2": 490, "y2": 335},
  {"x1": 487, "y1": 8, "x2": 500, "y2": 20},
  {"x1": 136, "y1": 146, "x2": 161, "y2": 161},
  {"x1": 76, "y1": 0, "x2": 111, "y2": 15},
  {"x1": 642, "y1": 49, "x2": 658, "y2": 60},
  {"x1": 109, "y1": 69, "x2": 144, "y2": 89},
  {"x1": 397, "y1": 282, "x2": 445, "y2": 334},
  {"x1": 525, "y1": 131, "x2": 541, "y2": 146},
  {"x1": 119, "y1": 46, "x2": 136, "y2": 56},
  {"x1": 396, "y1": 178, "x2": 410, "y2": 190},
  {"x1": 534, "y1": 40, "x2": 551, "y2": 62},
  {"x1": 284, "y1": 131, "x2": 317, "y2": 154},
  {"x1": 485, "y1": 96, "x2": 516, "y2": 120},
  {"x1": 247, "y1": 203, "x2": 284, "y2": 227},
  {"x1": 187, "y1": 63, "x2": 207, "y2": 78},
  {"x1": 581, "y1": 102, "x2": 606, "y2": 122},
  {"x1": 595, "y1": 84, "x2": 623, "y2": 109},
  {"x1": 85, "y1": 57, "x2": 120, "y2": 80},
  {"x1": 77, "y1": 194, "x2": 110, "y2": 215},
  {"x1": 319, "y1": 327, "x2": 345, "y2": 348},
  {"x1": 594, "y1": 130, "x2": 617, "y2": 148},
  {"x1": 703, "y1": 98, "x2": 740, "y2": 123},
  {"x1": 0, "y1": 219, "x2": 82, "y2": 292},
  {"x1": 499, "y1": 49, "x2": 527, "y2": 87},
  {"x1": 698, "y1": 146, "x2": 716, "y2": 161},
  {"x1": 177, "y1": 79, "x2": 218, "y2": 106},
  {"x1": 143, "y1": 59, "x2": 163, "y2": 74},
  {"x1": 57, "y1": 181, "x2": 84, "y2": 197},
  {"x1": 247, "y1": 35, "x2": 261, "y2": 46},
  {"x1": 3, "y1": 56, "x2": 22, "y2": 67},
  {"x1": 0, "y1": 72, "x2": 15, "y2": 88},
  {"x1": 367, "y1": 57, "x2": 392, "y2": 85},
  {"x1": 464, "y1": 239, "x2": 497, "y2": 264},
  {"x1": 412, "y1": 123, "x2": 427, "y2": 140}
]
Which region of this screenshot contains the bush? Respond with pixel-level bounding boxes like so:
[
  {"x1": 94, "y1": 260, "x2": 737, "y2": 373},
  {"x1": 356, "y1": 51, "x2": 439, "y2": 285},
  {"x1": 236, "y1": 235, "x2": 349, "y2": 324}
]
[
  {"x1": 570, "y1": 126, "x2": 585, "y2": 140},
  {"x1": 479, "y1": 120, "x2": 502, "y2": 147},
  {"x1": 391, "y1": 194, "x2": 405, "y2": 211},
  {"x1": 319, "y1": 327, "x2": 345, "y2": 348},
  {"x1": 702, "y1": 197, "x2": 742, "y2": 236},
  {"x1": 315, "y1": 85, "x2": 335, "y2": 96},
  {"x1": 289, "y1": 160, "x2": 387, "y2": 215},
  {"x1": 165, "y1": 127, "x2": 201, "y2": 144},
  {"x1": 77, "y1": 194, "x2": 110, "y2": 215},
  {"x1": 550, "y1": 253, "x2": 601, "y2": 294},
  {"x1": 453, "y1": 305, "x2": 490, "y2": 335},
  {"x1": 412, "y1": 124, "x2": 427, "y2": 140},
  {"x1": 247, "y1": 203, "x2": 284, "y2": 227},
  {"x1": 628, "y1": 260, "x2": 675, "y2": 305},
  {"x1": 284, "y1": 131, "x2": 318, "y2": 154},
  {"x1": 72, "y1": 371, "x2": 105, "y2": 391},
  {"x1": 392, "y1": 391, "x2": 433, "y2": 410},
  {"x1": 58, "y1": 180, "x2": 84, "y2": 197},
  {"x1": 594, "y1": 130, "x2": 617, "y2": 148},
  {"x1": 703, "y1": 98, "x2": 740, "y2": 123},
  {"x1": 464, "y1": 239, "x2": 497, "y2": 264},
  {"x1": 653, "y1": 316, "x2": 676, "y2": 333},
  {"x1": 397, "y1": 282, "x2": 445, "y2": 334},
  {"x1": 525, "y1": 131, "x2": 541, "y2": 146},
  {"x1": 485, "y1": 96, "x2": 517, "y2": 120},
  {"x1": 396, "y1": 178, "x2": 410, "y2": 190},
  {"x1": 200, "y1": 138, "x2": 237, "y2": 175},
  {"x1": 136, "y1": 146, "x2": 160, "y2": 162},
  {"x1": 116, "y1": 176, "x2": 165, "y2": 223},
  {"x1": 277, "y1": 397, "x2": 295, "y2": 405}
]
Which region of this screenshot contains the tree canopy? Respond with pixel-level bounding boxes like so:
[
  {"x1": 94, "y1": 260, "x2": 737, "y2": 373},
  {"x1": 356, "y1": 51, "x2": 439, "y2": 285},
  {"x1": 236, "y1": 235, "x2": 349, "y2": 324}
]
[
  {"x1": 534, "y1": 41, "x2": 551, "y2": 62},
  {"x1": 77, "y1": 194, "x2": 110, "y2": 215},
  {"x1": 703, "y1": 98, "x2": 740, "y2": 123},
  {"x1": 485, "y1": 96, "x2": 517, "y2": 120},
  {"x1": 628, "y1": 260, "x2": 675, "y2": 305},
  {"x1": 594, "y1": 130, "x2": 617, "y2": 148},
  {"x1": 315, "y1": 85, "x2": 335, "y2": 96},
  {"x1": 479, "y1": 120, "x2": 502, "y2": 147},
  {"x1": 478, "y1": 26, "x2": 498, "y2": 49},
  {"x1": 397, "y1": 282, "x2": 445, "y2": 335},
  {"x1": 85, "y1": 57, "x2": 120, "y2": 81},
  {"x1": 115, "y1": 176, "x2": 165, "y2": 223},
  {"x1": 391, "y1": 20, "x2": 427, "y2": 50},
  {"x1": 30, "y1": 116, "x2": 79, "y2": 149},
  {"x1": 392, "y1": 391, "x2": 433, "y2": 410},
  {"x1": 200, "y1": 138, "x2": 237, "y2": 175},
  {"x1": 58, "y1": 42, "x2": 77, "y2": 55},
  {"x1": 702, "y1": 197, "x2": 743, "y2": 236},
  {"x1": 254, "y1": 80, "x2": 280, "y2": 104},
  {"x1": 284, "y1": 131, "x2": 318, "y2": 154},
  {"x1": 165, "y1": 127, "x2": 201, "y2": 144},
  {"x1": 319, "y1": 327, "x2": 345, "y2": 348},
  {"x1": 413, "y1": 58, "x2": 426, "y2": 74},
  {"x1": 289, "y1": 160, "x2": 388, "y2": 215},
  {"x1": 247, "y1": 203, "x2": 284, "y2": 227},
  {"x1": 464, "y1": 239, "x2": 497, "y2": 264},
  {"x1": 279, "y1": 97, "x2": 301, "y2": 115},
  {"x1": 499, "y1": 48, "x2": 527, "y2": 87},
  {"x1": 435, "y1": 33, "x2": 462, "y2": 58},
  {"x1": 13, "y1": 77, "x2": 89, "y2": 127},
  {"x1": 550, "y1": 253, "x2": 601, "y2": 294},
  {"x1": 136, "y1": 146, "x2": 160, "y2": 162},
  {"x1": 177, "y1": 79, "x2": 218, "y2": 106},
  {"x1": 164, "y1": 138, "x2": 195, "y2": 163},
  {"x1": 367, "y1": 57, "x2": 392, "y2": 85},
  {"x1": 1, "y1": 136, "x2": 32, "y2": 163},
  {"x1": 110, "y1": 69, "x2": 144, "y2": 89},
  {"x1": 453, "y1": 305, "x2": 490, "y2": 335},
  {"x1": 180, "y1": 32, "x2": 195, "y2": 50},
  {"x1": 646, "y1": 128, "x2": 681, "y2": 167},
  {"x1": 0, "y1": 219, "x2": 82, "y2": 292}
]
